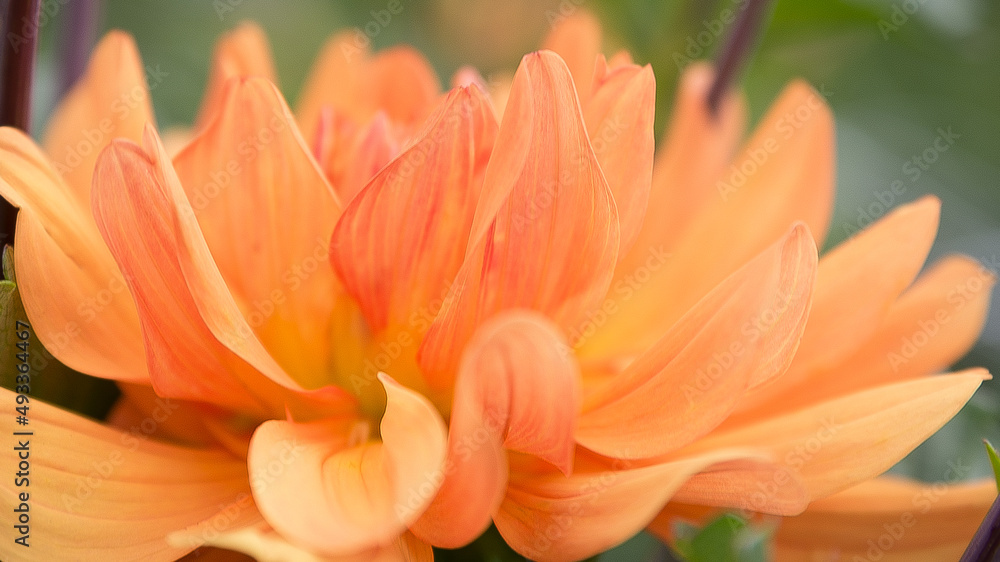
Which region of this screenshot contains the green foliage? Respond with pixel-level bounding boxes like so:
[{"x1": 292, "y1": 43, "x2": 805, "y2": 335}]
[
  {"x1": 673, "y1": 513, "x2": 772, "y2": 562},
  {"x1": 986, "y1": 439, "x2": 1000, "y2": 493},
  {"x1": 0, "y1": 247, "x2": 119, "y2": 419}
]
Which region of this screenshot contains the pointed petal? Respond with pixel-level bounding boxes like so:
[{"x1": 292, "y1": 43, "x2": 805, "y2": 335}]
[
  {"x1": 669, "y1": 370, "x2": 988, "y2": 511},
  {"x1": 495, "y1": 449, "x2": 769, "y2": 562},
  {"x1": 196, "y1": 22, "x2": 278, "y2": 128},
  {"x1": 737, "y1": 197, "x2": 940, "y2": 413},
  {"x1": 296, "y1": 32, "x2": 367, "y2": 144},
  {"x1": 541, "y1": 10, "x2": 602, "y2": 105},
  {"x1": 783, "y1": 255, "x2": 995, "y2": 408},
  {"x1": 93, "y1": 135, "x2": 272, "y2": 413},
  {"x1": 774, "y1": 477, "x2": 996, "y2": 561},
  {"x1": 43, "y1": 31, "x2": 154, "y2": 202},
  {"x1": 585, "y1": 80, "x2": 833, "y2": 358},
  {"x1": 418, "y1": 51, "x2": 620, "y2": 391},
  {"x1": 0, "y1": 128, "x2": 146, "y2": 381},
  {"x1": 365, "y1": 47, "x2": 441, "y2": 126},
  {"x1": 330, "y1": 86, "x2": 498, "y2": 334},
  {"x1": 621, "y1": 62, "x2": 746, "y2": 267},
  {"x1": 335, "y1": 112, "x2": 401, "y2": 203},
  {"x1": 411, "y1": 311, "x2": 580, "y2": 548},
  {"x1": 174, "y1": 77, "x2": 342, "y2": 388},
  {"x1": 248, "y1": 376, "x2": 446, "y2": 555},
  {"x1": 577, "y1": 224, "x2": 816, "y2": 458},
  {"x1": 584, "y1": 59, "x2": 655, "y2": 257},
  {"x1": 0, "y1": 388, "x2": 253, "y2": 562},
  {"x1": 115, "y1": 126, "x2": 355, "y2": 417}
]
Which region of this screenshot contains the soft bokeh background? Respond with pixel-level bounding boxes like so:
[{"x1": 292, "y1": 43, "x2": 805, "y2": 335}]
[{"x1": 21, "y1": 0, "x2": 1000, "y2": 559}]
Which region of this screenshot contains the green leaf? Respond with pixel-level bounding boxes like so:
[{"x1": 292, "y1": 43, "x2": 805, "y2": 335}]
[
  {"x1": 985, "y1": 439, "x2": 1000, "y2": 493},
  {"x1": 673, "y1": 513, "x2": 772, "y2": 562}
]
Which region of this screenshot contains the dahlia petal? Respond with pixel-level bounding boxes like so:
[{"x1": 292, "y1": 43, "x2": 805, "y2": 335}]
[
  {"x1": 196, "y1": 22, "x2": 278, "y2": 128},
  {"x1": 773, "y1": 477, "x2": 996, "y2": 561},
  {"x1": 669, "y1": 369, "x2": 989, "y2": 510},
  {"x1": 330, "y1": 86, "x2": 498, "y2": 333},
  {"x1": 296, "y1": 32, "x2": 367, "y2": 143},
  {"x1": 740, "y1": 196, "x2": 941, "y2": 410},
  {"x1": 585, "y1": 79, "x2": 833, "y2": 358},
  {"x1": 364, "y1": 47, "x2": 441, "y2": 126},
  {"x1": 494, "y1": 449, "x2": 769, "y2": 562},
  {"x1": 107, "y1": 383, "x2": 213, "y2": 448},
  {"x1": 576, "y1": 224, "x2": 816, "y2": 458},
  {"x1": 0, "y1": 388, "x2": 253, "y2": 562},
  {"x1": 93, "y1": 137, "x2": 269, "y2": 412},
  {"x1": 791, "y1": 255, "x2": 995, "y2": 406},
  {"x1": 172, "y1": 524, "x2": 433, "y2": 562},
  {"x1": 248, "y1": 376, "x2": 446, "y2": 555},
  {"x1": 121, "y1": 126, "x2": 355, "y2": 417},
  {"x1": 173, "y1": 77, "x2": 342, "y2": 388},
  {"x1": 43, "y1": 31, "x2": 154, "y2": 203},
  {"x1": 621, "y1": 62, "x2": 746, "y2": 269},
  {"x1": 584, "y1": 58, "x2": 655, "y2": 257},
  {"x1": 0, "y1": 128, "x2": 146, "y2": 381},
  {"x1": 418, "y1": 50, "x2": 620, "y2": 390},
  {"x1": 541, "y1": 10, "x2": 602, "y2": 105},
  {"x1": 412, "y1": 311, "x2": 580, "y2": 547},
  {"x1": 336, "y1": 112, "x2": 400, "y2": 204}
]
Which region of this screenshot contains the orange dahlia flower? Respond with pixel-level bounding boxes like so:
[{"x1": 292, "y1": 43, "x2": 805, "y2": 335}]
[{"x1": 0, "y1": 12, "x2": 993, "y2": 562}]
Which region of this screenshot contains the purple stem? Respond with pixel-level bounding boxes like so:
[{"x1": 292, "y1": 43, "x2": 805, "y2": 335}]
[
  {"x1": 0, "y1": 0, "x2": 41, "y2": 247},
  {"x1": 960, "y1": 494, "x2": 1000, "y2": 562},
  {"x1": 706, "y1": 0, "x2": 773, "y2": 116}
]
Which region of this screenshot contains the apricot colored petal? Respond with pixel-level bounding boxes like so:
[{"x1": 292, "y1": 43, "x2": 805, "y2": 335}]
[
  {"x1": 249, "y1": 376, "x2": 446, "y2": 555},
  {"x1": 365, "y1": 47, "x2": 441, "y2": 125},
  {"x1": 584, "y1": 59, "x2": 655, "y2": 256},
  {"x1": 107, "y1": 383, "x2": 213, "y2": 448},
  {"x1": 495, "y1": 449, "x2": 768, "y2": 562},
  {"x1": 740, "y1": 197, "x2": 940, "y2": 412},
  {"x1": 787, "y1": 255, "x2": 995, "y2": 408},
  {"x1": 196, "y1": 22, "x2": 278, "y2": 128},
  {"x1": 0, "y1": 128, "x2": 146, "y2": 381},
  {"x1": 586, "y1": 80, "x2": 832, "y2": 358},
  {"x1": 174, "y1": 77, "x2": 342, "y2": 388},
  {"x1": 43, "y1": 31, "x2": 154, "y2": 203},
  {"x1": 0, "y1": 388, "x2": 253, "y2": 562},
  {"x1": 296, "y1": 32, "x2": 367, "y2": 144},
  {"x1": 330, "y1": 86, "x2": 498, "y2": 333},
  {"x1": 93, "y1": 136, "x2": 278, "y2": 413},
  {"x1": 412, "y1": 311, "x2": 580, "y2": 547},
  {"x1": 336, "y1": 112, "x2": 400, "y2": 203},
  {"x1": 670, "y1": 370, "x2": 988, "y2": 511},
  {"x1": 577, "y1": 224, "x2": 816, "y2": 458},
  {"x1": 541, "y1": 10, "x2": 602, "y2": 105},
  {"x1": 418, "y1": 51, "x2": 619, "y2": 390},
  {"x1": 173, "y1": 524, "x2": 433, "y2": 562},
  {"x1": 774, "y1": 477, "x2": 996, "y2": 561},
  {"x1": 621, "y1": 62, "x2": 745, "y2": 271}
]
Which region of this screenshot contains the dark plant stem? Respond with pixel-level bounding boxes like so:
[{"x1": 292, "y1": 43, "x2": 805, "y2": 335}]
[
  {"x1": 58, "y1": 0, "x2": 101, "y2": 96},
  {"x1": 706, "y1": 0, "x2": 774, "y2": 116},
  {"x1": 0, "y1": 0, "x2": 42, "y2": 247},
  {"x1": 961, "y1": 494, "x2": 1000, "y2": 562}
]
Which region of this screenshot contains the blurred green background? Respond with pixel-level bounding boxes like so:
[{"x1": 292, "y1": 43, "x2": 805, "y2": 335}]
[{"x1": 20, "y1": 0, "x2": 1000, "y2": 559}]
